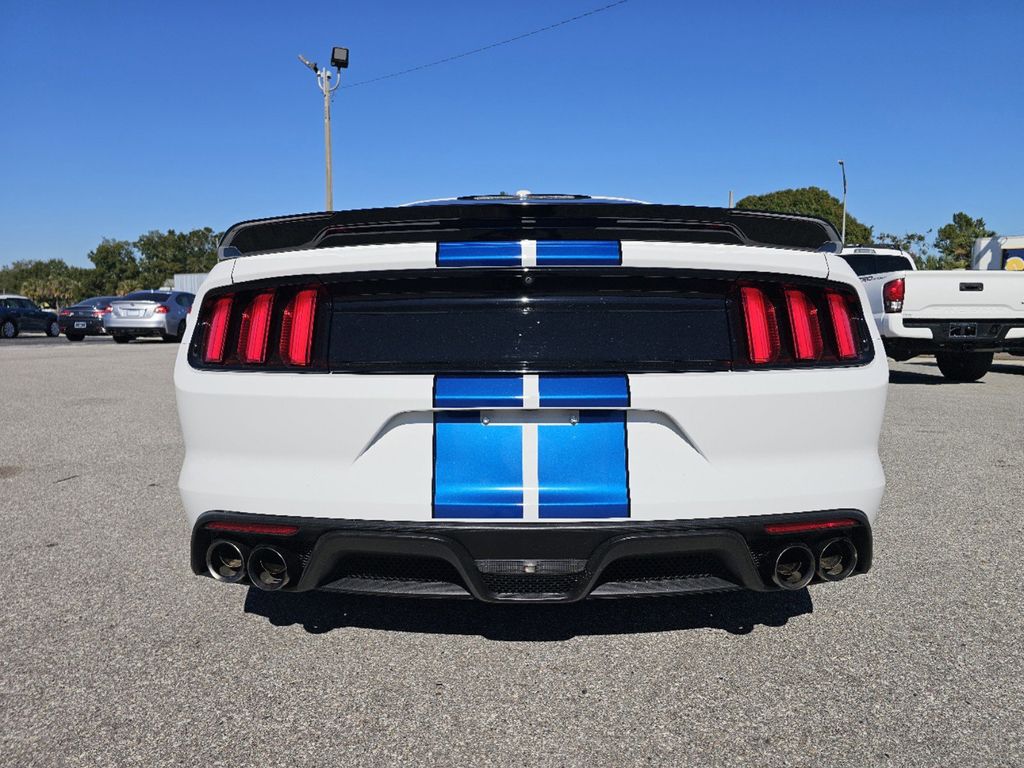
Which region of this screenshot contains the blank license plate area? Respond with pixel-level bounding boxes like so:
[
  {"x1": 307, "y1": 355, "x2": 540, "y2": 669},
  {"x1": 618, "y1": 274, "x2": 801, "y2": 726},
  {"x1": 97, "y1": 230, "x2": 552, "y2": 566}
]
[{"x1": 949, "y1": 323, "x2": 977, "y2": 337}]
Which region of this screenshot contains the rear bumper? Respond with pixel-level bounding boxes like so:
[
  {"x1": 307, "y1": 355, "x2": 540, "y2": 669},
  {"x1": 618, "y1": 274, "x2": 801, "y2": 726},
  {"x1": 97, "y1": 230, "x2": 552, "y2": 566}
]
[
  {"x1": 880, "y1": 315, "x2": 1024, "y2": 355},
  {"x1": 104, "y1": 316, "x2": 171, "y2": 335},
  {"x1": 59, "y1": 317, "x2": 106, "y2": 335},
  {"x1": 192, "y1": 509, "x2": 872, "y2": 603}
]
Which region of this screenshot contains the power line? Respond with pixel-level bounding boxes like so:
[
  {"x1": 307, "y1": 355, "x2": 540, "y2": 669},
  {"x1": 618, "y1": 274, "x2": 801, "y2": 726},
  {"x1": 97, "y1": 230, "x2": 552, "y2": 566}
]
[{"x1": 341, "y1": 0, "x2": 630, "y2": 89}]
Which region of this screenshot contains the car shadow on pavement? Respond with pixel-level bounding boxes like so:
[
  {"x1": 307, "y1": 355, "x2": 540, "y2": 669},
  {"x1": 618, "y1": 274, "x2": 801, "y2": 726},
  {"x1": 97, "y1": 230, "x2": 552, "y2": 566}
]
[
  {"x1": 990, "y1": 362, "x2": 1024, "y2": 375},
  {"x1": 243, "y1": 587, "x2": 813, "y2": 640},
  {"x1": 888, "y1": 366, "x2": 947, "y2": 385}
]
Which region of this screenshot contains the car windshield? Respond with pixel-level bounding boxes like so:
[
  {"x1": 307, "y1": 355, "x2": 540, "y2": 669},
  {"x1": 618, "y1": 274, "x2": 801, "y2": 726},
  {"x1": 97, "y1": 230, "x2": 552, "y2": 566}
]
[{"x1": 122, "y1": 292, "x2": 170, "y2": 302}]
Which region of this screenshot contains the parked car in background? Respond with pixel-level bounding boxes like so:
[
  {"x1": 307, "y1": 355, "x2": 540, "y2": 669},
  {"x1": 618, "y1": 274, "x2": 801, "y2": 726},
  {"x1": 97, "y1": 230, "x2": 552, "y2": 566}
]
[
  {"x1": 179, "y1": 194, "x2": 887, "y2": 604},
  {"x1": 59, "y1": 296, "x2": 117, "y2": 341},
  {"x1": 840, "y1": 244, "x2": 1024, "y2": 381},
  {"x1": 103, "y1": 290, "x2": 195, "y2": 343},
  {"x1": 0, "y1": 294, "x2": 60, "y2": 338}
]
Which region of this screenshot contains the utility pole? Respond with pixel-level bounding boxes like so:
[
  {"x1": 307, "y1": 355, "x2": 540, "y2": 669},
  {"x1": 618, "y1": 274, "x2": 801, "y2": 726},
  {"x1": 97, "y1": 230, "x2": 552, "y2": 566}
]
[
  {"x1": 728, "y1": 190, "x2": 734, "y2": 209},
  {"x1": 838, "y1": 160, "x2": 847, "y2": 244},
  {"x1": 298, "y1": 47, "x2": 349, "y2": 211}
]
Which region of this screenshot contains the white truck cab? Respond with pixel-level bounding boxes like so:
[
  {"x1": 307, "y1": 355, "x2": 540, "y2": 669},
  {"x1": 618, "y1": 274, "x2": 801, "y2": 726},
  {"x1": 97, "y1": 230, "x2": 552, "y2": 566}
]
[{"x1": 840, "y1": 245, "x2": 1024, "y2": 381}]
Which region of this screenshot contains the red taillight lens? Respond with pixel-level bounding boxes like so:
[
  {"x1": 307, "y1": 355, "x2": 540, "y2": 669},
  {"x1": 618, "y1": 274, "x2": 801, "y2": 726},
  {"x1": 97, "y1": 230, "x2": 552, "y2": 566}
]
[
  {"x1": 103, "y1": 306, "x2": 112, "y2": 314},
  {"x1": 883, "y1": 278, "x2": 905, "y2": 313},
  {"x1": 205, "y1": 521, "x2": 299, "y2": 536},
  {"x1": 764, "y1": 518, "x2": 857, "y2": 535},
  {"x1": 237, "y1": 292, "x2": 275, "y2": 364},
  {"x1": 740, "y1": 286, "x2": 780, "y2": 364},
  {"x1": 154, "y1": 305, "x2": 169, "y2": 314},
  {"x1": 280, "y1": 289, "x2": 318, "y2": 366},
  {"x1": 826, "y1": 291, "x2": 858, "y2": 359},
  {"x1": 60, "y1": 309, "x2": 72, "y2": 316},
  {"x1": 784, "y1": 289, "x2": 823, "y2": 360},
  {"x1": 203, "y1": 296, "x2": 233, "y2": 363}
]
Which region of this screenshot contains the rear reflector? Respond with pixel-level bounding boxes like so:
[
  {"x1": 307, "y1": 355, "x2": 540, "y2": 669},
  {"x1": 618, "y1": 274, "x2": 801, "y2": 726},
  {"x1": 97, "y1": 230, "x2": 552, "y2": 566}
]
[
  {"x1": 784, "y1": 289, "x2": 823, "y2": 360},
  {"x1": 237, "y1": 292, "x2": 275, "y2": 364},
  {"x1": 764, "y1": 518, "x2": 857, "y2": 535},
  {"x1": 826, "y1": 291, "x2": 857, "y2": 359},
  {"x1": 883, "y1": 278, "x2": 905, "y2": 313},
  {"x1": 203, "y1": 296, "x2": 233, "y2": 363},
  {"x1": 205, "y1": 521, "x2": 299, "y2": 536},
  {"x1": 740, "y1": 286, "x2": 780, "y2": 364},
  {"x1": 280, "y1": 289, "x2": 318, "y2": 366}
]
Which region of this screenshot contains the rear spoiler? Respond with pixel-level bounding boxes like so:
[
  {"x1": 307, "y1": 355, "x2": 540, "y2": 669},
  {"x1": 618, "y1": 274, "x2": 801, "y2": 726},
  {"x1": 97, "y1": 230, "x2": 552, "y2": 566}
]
[{"x1": 218, "y1": 203, "x2": 841, "y2": 260}]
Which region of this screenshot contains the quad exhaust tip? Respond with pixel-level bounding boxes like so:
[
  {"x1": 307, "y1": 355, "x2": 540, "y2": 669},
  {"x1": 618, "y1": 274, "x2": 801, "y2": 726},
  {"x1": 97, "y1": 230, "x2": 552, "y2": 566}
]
[
  {"x1": 247, "y1": 546, "x2": 291, "y2": 591},
  {"x1": 817, "y1": 537, "x2": 858, "y2": 582},
  {"x1": 206, "y1": 540, "x2": 249, "y2": 583},
  {"x1": 772, "y1": 544, "x2": 816, "y2": 590}
]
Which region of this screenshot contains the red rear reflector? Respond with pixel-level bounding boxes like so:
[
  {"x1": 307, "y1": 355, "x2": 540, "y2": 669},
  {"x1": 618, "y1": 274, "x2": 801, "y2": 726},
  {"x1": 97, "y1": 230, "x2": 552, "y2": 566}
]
[
  {"x1": 784, "y1": 289, "x2": 823, "y2": 360},
  {"x1": 237, "y1": 292, "x2": 275, "y2": 363},
  {"x1": 280, "y1": 289, "x2": 318, "y2": 366},
  {"x1": 740, "y1": 286, "x2": 780, "y2": 364},
  {"x1": 882, "y1": 278, "x2": 905, "y2": 313},
  {"x1": 203, "y1": 296, "x2": 233, "y2": 363},
  {"x1": 764, "y1": 518, "x2": 857, "y2": 535},
  {"x1": 826, "y1": 291, "x2": 858, "y2": 359},
  {"x1": 205, "y1": 521, "x2": 299, "y2": 536}
]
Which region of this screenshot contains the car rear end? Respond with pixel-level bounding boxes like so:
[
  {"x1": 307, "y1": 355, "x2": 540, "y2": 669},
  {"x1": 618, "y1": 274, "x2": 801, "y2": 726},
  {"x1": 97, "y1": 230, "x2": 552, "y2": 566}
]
[
  {"x1": 104, "y1": 292, "x2": 178, "y2": 339},
  {"x1": 59, "y1": 297, "x2": 114, "y2": 338},
  {"x1": 175, "y1": 201, "x2": 887, "y2": 603}
]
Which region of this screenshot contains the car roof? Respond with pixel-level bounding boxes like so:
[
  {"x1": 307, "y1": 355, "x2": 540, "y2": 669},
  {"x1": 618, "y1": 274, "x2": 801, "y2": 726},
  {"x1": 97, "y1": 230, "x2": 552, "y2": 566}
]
[
  {"x1": 841, "y1": 244, "x2": 909, "y2": 256},
  {"x1": 0, "y1": 294, "x2": 29, "y2": 300},
  {"x1": 400, "y1": 191, "x2": 650, "y2": 207}
]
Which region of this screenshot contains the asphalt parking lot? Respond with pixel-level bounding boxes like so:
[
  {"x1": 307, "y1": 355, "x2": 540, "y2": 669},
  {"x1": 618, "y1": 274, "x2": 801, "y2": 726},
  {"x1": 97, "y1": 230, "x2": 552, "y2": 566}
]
[{"x1": 2, "y1": 336, "x2": 1022, "y2": 767}]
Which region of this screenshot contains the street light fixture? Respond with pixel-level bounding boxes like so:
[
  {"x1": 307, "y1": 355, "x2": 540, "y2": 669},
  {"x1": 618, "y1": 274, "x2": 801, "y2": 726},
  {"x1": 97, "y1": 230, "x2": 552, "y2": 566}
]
[
  {"x1": 298, "y1": 47, "x2": 349, "y2": 211},
  {"x1": 838, "y1": 160, "x2": 847, "y2": 245}
]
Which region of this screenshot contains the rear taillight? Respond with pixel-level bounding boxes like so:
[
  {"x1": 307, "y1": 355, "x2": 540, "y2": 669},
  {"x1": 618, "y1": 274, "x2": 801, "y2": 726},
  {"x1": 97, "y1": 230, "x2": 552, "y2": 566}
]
[
  {"x1": 60, "y1": 309, "x2": 72, "y2": 316},
  {"x1": 154, "y1": 305, "x2": 169, "y2": 314},
  {"x1": 784, "y1": 289, "x2": 823, "y2": 361},
  {"x1": 203, "y1": 296, "x2": 233, "y2": 363},
  {"x1": 103, "y1": 306, "x2": 112, "y2": 314},
  {"x1": 237, "y1": 292, "x2": 275, "y2": 364},
  {"x1": 738, "y1": 283, "x2": 868, "y2": 367},
  {"x1": 883, "y1": 278, "x2": 904, "y2": 313},
  {"x1": 740, "y1": 286, "x2": 780, "y2": 364},
  {"x1": 826, "y1": 291, "x2": 857, "y2": 360},
  {"x1": 193, "y1": 285, "x2": 322, "y2": 369},
  {"x1": 280, "y1": 289, "x2": 318, "y2": 366},
  {"x1": 764, "y1": 518, "x2": 857, "y2": 535}
]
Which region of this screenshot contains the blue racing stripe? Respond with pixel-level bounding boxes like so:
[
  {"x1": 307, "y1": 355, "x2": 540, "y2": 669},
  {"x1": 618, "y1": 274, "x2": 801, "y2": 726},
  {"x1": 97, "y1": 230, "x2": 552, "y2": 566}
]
[
  {"x1": 536, "y1": 240, "x2": 621, "y2": 266},
  {"x1": 538, "y1": 375, "x2": 630, "y2": 407},
  {"x1": 434, "y1": 376, "x2": 523, "y2": 408},
  {"x1": 538, "y1": 412, "x2": 629, "y2": 519},
  {"x1": 433, "y1": 413, "x2": 523, "y2": 519},
  {"x1": 437, "y1": 241, "x2": 521, "y2": 267}
]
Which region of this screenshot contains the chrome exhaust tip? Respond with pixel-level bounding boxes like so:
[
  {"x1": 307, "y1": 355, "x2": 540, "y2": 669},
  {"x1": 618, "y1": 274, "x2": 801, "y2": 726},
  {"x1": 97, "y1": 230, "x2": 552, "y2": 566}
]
[
  {"x1": 771, "y1": 544, "x2": 816, "y2": 590},
  {"x1": 206, "y1": 540, "x2": 249, "y2": 583},
  {"x1": 247, "y1": 546, "x2": 291, "y2": 591},
  {"x1": 817, "y1": 537, "x2": 858, "y2": 582}
]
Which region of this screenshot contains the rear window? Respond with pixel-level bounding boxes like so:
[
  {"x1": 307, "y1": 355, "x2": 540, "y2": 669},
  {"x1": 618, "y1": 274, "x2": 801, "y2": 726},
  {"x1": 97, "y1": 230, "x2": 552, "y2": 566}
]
[
  {"x1": 840, "y1": 253, "x2": 912, "y2": 275},
  {"x1": 122, "y1": 292, "x2": 170, "y2": 302}
]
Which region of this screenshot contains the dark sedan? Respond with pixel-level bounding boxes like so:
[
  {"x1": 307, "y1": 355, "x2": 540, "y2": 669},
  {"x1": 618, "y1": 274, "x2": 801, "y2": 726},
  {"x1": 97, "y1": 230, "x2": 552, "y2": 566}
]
[{"x1": 59, "y1": 296, "x2": 117, "y2": 341}]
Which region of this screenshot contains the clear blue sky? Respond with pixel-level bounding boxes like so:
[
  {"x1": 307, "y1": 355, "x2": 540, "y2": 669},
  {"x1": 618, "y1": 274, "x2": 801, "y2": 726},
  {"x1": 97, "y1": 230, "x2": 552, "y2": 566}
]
[{"x1": 1, "y1": 0, "x2": 1021, "y2": 267}]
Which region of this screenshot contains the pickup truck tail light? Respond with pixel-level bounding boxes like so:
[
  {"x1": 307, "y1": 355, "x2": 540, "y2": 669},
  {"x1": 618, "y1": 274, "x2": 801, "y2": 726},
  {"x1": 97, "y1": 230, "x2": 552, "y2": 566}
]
[{"x1": 883, "y1": 278, "x2": 904, "y2": 313}]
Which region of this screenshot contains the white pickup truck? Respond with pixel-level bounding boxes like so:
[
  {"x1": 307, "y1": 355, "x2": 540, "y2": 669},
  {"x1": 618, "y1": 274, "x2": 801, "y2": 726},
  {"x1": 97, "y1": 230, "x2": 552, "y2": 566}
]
[{"x1": 840, "y1": 245, "x2": 1024, "y2": 381}]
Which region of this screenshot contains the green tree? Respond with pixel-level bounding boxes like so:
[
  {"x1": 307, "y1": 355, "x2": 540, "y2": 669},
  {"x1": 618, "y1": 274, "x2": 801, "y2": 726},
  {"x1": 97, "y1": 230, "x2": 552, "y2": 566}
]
[
  {"x1": 135, "y1": 228, "x2": 220, "y2": 289},
  {"x1": 736, "y1": 186, "x2": 873, "y2": 244},
  {"x1": 933, "y1": 212, "x2": 995, "y2": 270},
  {"x1": 875, "y1": 230, "x2": 946, "y2": 269},
  {"x1": 20, "y1": 273, "x2": 84, "y2": 308},
  {"x1": 87, "y1": 238, "x2": 140, "y2": 295}
]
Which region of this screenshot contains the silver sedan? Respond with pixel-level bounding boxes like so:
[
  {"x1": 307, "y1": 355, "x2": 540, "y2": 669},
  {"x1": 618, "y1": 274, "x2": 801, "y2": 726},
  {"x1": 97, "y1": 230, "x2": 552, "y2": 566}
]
[{"x1": 103, "y1": 290, "x2": 195, "y2": 344}]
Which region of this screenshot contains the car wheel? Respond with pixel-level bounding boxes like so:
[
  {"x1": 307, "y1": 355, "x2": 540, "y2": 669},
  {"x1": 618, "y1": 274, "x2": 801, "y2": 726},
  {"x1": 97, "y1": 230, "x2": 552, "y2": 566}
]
[
  {"x1": 1, "y1": 320, "x2": 17, "y2": 339},
  {"x1": 46, "y1": 320, "x2": 61, "y2": 337},
  {"x1": 113, "y1": 334, "x2": 132, "y2": 344},
  {"x1": 162, "y1": 320, "x2": 187, "y2": 343},
  {"x1": 65, "y1": 333, "x2": 85, "y2": 342},
  {"x1": 935, "y1": 351, "x2": 993, "y2": 382}
]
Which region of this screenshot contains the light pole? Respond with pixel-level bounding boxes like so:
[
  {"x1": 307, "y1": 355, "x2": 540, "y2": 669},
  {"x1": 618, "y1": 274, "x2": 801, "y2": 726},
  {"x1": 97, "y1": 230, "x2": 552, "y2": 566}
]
[
  {"x1": 838, "y1": 159, "x2": 847, "y2": 244},
  {"x1": 298, "y1": 47, "x2": 349, "y2": 211}
]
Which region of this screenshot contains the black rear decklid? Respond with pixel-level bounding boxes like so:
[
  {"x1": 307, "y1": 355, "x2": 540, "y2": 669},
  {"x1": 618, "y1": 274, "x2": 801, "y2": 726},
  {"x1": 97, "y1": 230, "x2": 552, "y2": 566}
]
[{"x1": 219, "y1": 203, "x2": 840, "y2": 259}]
